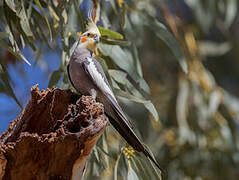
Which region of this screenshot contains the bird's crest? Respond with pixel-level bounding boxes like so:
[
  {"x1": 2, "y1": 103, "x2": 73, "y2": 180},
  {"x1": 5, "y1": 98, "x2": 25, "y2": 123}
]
[{"x1": 85, "y1": 18, "x2": 101, "y2": 37}]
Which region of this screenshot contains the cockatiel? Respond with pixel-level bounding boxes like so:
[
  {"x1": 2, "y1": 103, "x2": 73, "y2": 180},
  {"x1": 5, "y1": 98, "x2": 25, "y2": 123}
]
[{"x1": 67, "y1": 20, "x2": 162, "y2": 171}]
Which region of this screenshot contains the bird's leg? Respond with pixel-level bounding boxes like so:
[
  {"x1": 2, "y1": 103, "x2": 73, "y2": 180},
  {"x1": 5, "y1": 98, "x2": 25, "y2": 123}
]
[
  {"x1": 87, "y1": 88, "x2": 98, "y2": 122},
  {"x1": 90, "y1": 88, "x2": 97, "y2": 100}
]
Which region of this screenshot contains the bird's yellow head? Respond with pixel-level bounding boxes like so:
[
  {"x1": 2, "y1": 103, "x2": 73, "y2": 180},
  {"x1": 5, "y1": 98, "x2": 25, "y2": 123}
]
[{"x1": 79, "y1": 20, "x2": 101, "y2": 51}]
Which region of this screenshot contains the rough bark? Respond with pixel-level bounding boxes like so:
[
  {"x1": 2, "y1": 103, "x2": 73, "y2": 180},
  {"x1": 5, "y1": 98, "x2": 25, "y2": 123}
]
[{"x1": 0, "y1": 85, "x2": 108, "y2": 180}]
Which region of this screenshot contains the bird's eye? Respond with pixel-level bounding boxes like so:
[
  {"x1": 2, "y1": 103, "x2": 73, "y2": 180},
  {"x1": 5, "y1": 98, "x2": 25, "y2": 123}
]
[{"x1": 87, "y1": 33, "x2": 91, "y2": 37}]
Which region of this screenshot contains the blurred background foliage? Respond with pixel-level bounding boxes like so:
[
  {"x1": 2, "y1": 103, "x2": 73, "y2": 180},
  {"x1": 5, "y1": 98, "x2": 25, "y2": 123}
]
[{"x1": 0, "y1": 0, "x2": 239, "y2": 179}]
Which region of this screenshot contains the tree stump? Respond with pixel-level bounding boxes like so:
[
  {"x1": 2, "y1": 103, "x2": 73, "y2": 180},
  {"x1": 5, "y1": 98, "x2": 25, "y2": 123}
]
[{"x1": 0, "y1": 85, "x2": 108, "y2": 180}]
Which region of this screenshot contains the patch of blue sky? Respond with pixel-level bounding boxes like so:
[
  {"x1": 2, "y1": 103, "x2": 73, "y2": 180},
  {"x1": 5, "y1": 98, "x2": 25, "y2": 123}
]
[{"x1": 0, "y1": 44, "x2": 61, "y2": 134}]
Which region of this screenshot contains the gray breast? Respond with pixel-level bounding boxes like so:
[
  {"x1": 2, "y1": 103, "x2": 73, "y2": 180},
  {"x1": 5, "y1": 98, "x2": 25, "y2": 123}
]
[{"x1": 68, "y1": 48, "x2": 96, "y2": 95}]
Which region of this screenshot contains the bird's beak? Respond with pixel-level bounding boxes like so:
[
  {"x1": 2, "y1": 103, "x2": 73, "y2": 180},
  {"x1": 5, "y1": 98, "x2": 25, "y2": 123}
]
[{"x1": 94, "y1": 36, "x2": 100, "y2": 44}]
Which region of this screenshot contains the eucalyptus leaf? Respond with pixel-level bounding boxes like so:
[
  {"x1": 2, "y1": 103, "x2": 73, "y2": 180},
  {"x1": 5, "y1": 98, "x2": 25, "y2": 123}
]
[
  {"x1": 4, "y1": 0, "x2": 16, "y2": 13},
  {"x1": 99, "y1": 26, "x2": 124, "y2": 40},
  {"x1": 93, "y1": 147, "x2": 100, "y2": 162},
  {"x1": 60, "y1": 72, "x2": 70, "y2": 89},
  {"x1": 17, "y1": 0, "x2": 34, "y2": 38},
  {"x1": 0, "y1": 32, "x2": 9, "y2": 39},
  {"x1": 48, "y1": 69, "x2": 63, "y2": 88},
  {"x1": 141, "y1": 13, "x2": 188, "y2": 73},
  {"x1": 120, "y1": 3, "x2": 127, "y2": 29},
  {"x1": 0, "y1": 81, "x2": 6, "y2": 94},
  {"x1": 98, "y1": 44, "x2": 136, "y2": 78},
  {"x1": 144, "y1": 102, "x2": 159, "y2": 122},
  {"x1": 127, "y1": 163, "x2": 139, "y2": 180},
  {"x1": 0, "y1": 40, "x2": 31, "y2": 65},
  {"x1": 225, "y1": 0, "x2": 237, "y2": 27},
  {"x1": 109, "y1": 69, "x2": 127, "y2": 85},
  {"x1": 114, "y1": 152, "x2": 122, "y2": 180},
  {"x1": 34, "y1": 0, "x2": 53, "y2": 41},
  {"x1": 0, "y1": 64, "x2": 22, "y2": 109},
  {"x1": 100, "y1": 37, "x2": 131, "y2": 46},
  {"x1": 115, "y1": 89, "x2": 159, "y2": 121}
]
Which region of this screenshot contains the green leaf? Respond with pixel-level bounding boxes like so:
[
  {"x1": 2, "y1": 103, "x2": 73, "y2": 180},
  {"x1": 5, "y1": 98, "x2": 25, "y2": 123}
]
[
  {"x1": 114, "y1": 89, "x2": 159, "y2": 121},
  {"x1": 0, "y1": 40, "x2": 31, "y2": 65},
  {"x1": 100, "y1": 37, "x2": 131, "y2": 46},
  {"x1": 4, "y1": 0, "x2": 16, "y2": 13},
  {"x1": 109, "y1": 69, "x2": 127, "y2": 85},
  {"x1": 99, "y1": 44, "x2": 150, "y2": 95},
  {"x1": 101, "y1": 133, "x2": 110, "y2": 168},
  {"x1": 99, "y1": 44, "x2": 135, "y2": 78},
  {"x1": 93, "y1": 147, "x2": 100, "y2": 162},
  {"x1": 0, "y1": 64, "x2": 23, "y2": 109},
  {"x1": 73, "y1": 0, "x2": 86, "y2": 32},
  {"x1": 48, "y1": 69, "x2": 63, "y2": 88},
  {"x1": 131, "y1": 45, "x2": 143, "y2": 78},
  {"x1": 127, "y1": 162, "x2": 139, "y2": 180},
  {"x1": 0, "y1": 81, "x2": 6, "y2": 94},
  {"x1": 17, "y1": 0, "x2": 34, "y2": 38},
  {"x1": 60, "y1": 71, "x2": 71, "y2": 89},
  {"x1": 99, "y1": 27, "x2": 124, "y2": 40},
  {"x1": 114, "y1": 152, "x2": 122, "y2": 180},
  {"x1": 225, "y1": 0, "x2": 237, "y2": 27},
  {"x1": 144, "y1": 102, "x2": 159, "y2": 122},
  {"x1": 120, "y1": 3, "x2": 127, "y2": 29},
  {"x1": 142, "y1": 13, "x2": 188, "y2": 73},
  {"x1": 34, "y1": 0, "x2": 52, "y2": 41},
  {"x1": 0, "y1": 32, "x2": 9, "y2": 39},
  {"x1": 131, "y1": 158, "x2": 152, "y2": 180},
  {"x1": 32, "y1": 8, "x2": 52, "y2": 48}
]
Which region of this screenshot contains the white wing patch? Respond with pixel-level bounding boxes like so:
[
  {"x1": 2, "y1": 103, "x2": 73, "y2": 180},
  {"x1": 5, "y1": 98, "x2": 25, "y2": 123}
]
[{"x1": 86, "y1": 57, "x2": 117, "y2": 101}]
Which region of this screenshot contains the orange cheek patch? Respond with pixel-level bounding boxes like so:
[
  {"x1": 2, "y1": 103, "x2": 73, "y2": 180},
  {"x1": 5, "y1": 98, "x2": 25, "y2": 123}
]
[{"x1": 80, "y1": 36, "x2": 87, "y2": 43}]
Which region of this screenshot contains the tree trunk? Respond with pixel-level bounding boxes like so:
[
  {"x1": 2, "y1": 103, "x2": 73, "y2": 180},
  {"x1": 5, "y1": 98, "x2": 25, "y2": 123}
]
[{"x1": 0, "y1": 85, "x2": 108, "y2": 180}]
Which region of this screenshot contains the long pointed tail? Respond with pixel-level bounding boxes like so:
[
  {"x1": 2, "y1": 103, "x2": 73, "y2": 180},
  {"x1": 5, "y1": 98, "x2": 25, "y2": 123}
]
[
  {"x1": 142, "y1": 147, "x2": 163, "y2": 171},
  {"x1": 107, "y1": 115, "x2": 162, "y2": 171}
]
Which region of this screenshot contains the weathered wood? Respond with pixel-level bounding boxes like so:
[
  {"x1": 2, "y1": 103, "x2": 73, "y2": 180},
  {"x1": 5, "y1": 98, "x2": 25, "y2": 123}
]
[{"x1": 0, "y1": 85, "x2": 108, "y2": 180}]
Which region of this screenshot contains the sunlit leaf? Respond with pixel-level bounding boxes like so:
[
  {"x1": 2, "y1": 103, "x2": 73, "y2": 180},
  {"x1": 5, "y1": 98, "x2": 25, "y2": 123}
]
[
  {"x1": 18, "y1": 0, "x2": 34, "y2": 38},
  {"x1": 100, "y1": 37, "x2": 131, "y2": 46},
  {"x1": 127, "y1": 161, "x2": 139, "y2": 180},
  {"x1": 114, "y1": 152, "x2": 122, "y2": 180},
  {"x1": 198, "y1": 41, "x2": 232, "y2": 57},
  {"x1": 99, "y1": 27, "x2": 124, "y2": 40},
  {"x1": 225, "y1": 0, "x2": 237, "y2": 27},
  {"x1": 144, "y1": 102, "x2": 159, "y2": 122},
  {"x1": 4, "y1": 0, "x2": 16, "y2": 13}
]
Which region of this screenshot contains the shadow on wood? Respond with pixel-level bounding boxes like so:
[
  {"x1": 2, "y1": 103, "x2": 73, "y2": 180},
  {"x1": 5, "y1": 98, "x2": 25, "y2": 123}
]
[{"x1": 0, "y1": 85, "x2": 108, "y2": 180}]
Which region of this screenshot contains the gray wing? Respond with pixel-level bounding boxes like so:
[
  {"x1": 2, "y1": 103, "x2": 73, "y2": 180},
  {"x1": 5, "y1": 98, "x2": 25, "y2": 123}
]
[{"x1": 82, "y1": 57, "x2": 133, "y2": 128}]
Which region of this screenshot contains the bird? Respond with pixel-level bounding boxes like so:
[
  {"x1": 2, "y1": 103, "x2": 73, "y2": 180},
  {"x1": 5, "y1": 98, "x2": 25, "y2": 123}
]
[{"x1": 67, "y1": 20, "x2": 162, "y2": 171}]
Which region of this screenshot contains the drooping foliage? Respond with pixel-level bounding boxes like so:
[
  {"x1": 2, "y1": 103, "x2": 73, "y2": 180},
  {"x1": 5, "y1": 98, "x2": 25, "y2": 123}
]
[{"x1": 0, "y1": 0, "x2": 239, "y2": 179}]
